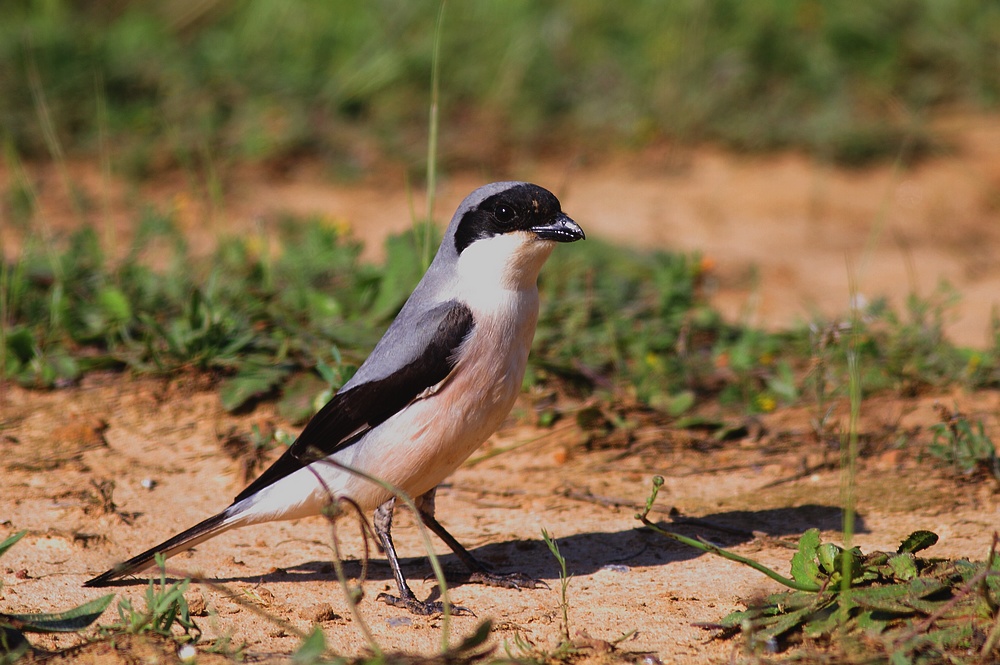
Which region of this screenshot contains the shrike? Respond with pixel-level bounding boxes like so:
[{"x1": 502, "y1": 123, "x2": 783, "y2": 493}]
[{"x1": 85, "y1": 181, "x2": 585, "y2": 615}]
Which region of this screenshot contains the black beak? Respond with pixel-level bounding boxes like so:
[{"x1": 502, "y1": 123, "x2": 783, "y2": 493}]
[{"x1": 531, "y1": 212, "x2": 586, "y2": 243}]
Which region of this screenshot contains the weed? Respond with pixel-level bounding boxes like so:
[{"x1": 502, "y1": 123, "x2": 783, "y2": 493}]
[
  {"x1": 636, "y1": 478, "x2": 1000, "y2": 662},
  {"x1": 6, "y1": 210, "x2": 1000, "y2": 424},
  {"x1": 853, "y1": 286, "x2": 970, "y2": 395},
  {"x1": 99, "y1": 555, "x2": 200, "y2": 644},
  {"x1": 541, "y1": 529, "x2": 572, "y2": 643},
  {"x1": 928, "y1": 405, "x2": 1000, "y2": 488},
  {"x1": 805, "y1": 321, "x2": 850, "y2": 443},
  {"x1": 505, "y1": 530, "x2": 577, "y2": 663}
]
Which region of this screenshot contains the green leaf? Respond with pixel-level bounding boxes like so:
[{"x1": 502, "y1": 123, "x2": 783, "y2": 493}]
[
  {"x1": 888, "y1": 553, "x2": 918, "y2": 581},
  {"x1": 758, "y1": 605, "x2": 814, "y2": 640},
  {"x1": 0, "y1": 532, "x2": 27, "y2": 559},
  {"x1": 835, "y1": 546, "x2": 864, "y2": 582},
  {"x1": 292, "y1": 626, "x2": 326, "y2": 664},
  {"x1": 4, "y1": 329, "x2": 35, "y2": 365},
  {"x1": 851, "y1": 578, "x2": 947, "y2": 615},
  {"x1": 790, "y1": 529, "x2": 822, "y2": 587},
  {"x1": 855, "y1": 609, "x2": 890, "y2": 634},
  {"x1": 219, "y1": 362, "x2": 291, "y2": 412},
  {"x1": 719, "y1": 608, "x2": 755, "y2": 628},
  {"x1": 0, "y1": 625, "x2": 30, "y2": 660},
  {"x1": 897, "y1": 530, "x2": 939, "y2": 554},
  {"x1": 97, "y1": 287, "x2": 132, "y2": 324},
  {"x1": 649, "y1": 390, "x2": 695, "y2": 417},
  {"x1": 4, "y1": 594, "x2": 114, "y2": 633},
  {"x1": 801, "y1": 605, "x2": 840, "y2": 639},
  {"x1": 816, "y1": 543, "x2": 840, "y2": 575},
  {"x1": 456, "y1": 619, "x2": 493, "y2": 653},
  {"x1": 766, "y1": 360, "x2": 798, "y2": 402}
]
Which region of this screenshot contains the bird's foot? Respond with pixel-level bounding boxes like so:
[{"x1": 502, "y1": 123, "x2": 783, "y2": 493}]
[
  {"x1": 469, "y1": 570, "x2": 550, "y2": 590},
  {"x1": 376, "y1": 592, "x2": 475, "y2": 617}
]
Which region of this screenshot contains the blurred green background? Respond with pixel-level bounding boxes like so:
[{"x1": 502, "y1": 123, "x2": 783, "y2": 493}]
[
  {"x1": 5, "y1": 0, "x2": 1000, "y2": 410},
  {"x1": 3, "y1": 0, "x2": 999, "y2": 175}
]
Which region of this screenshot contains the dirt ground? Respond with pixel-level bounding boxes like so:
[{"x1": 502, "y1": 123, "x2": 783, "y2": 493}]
[{"x1": 2, "y1": 116, "x2": 1000, "y2": 663}]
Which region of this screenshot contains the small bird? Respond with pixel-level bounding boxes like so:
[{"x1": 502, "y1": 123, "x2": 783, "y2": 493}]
[{"x1": 84, "y1": 181, "x2": 585, "y2": 615}]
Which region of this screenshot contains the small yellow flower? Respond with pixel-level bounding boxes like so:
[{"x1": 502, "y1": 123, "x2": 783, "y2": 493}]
[
  {"x1": 759, "y1": 351, "x2": 774, "y2": 366},
  {"x1": 645, "y1": 352, "x2": 664, "y2": 371},
  {"x1": 245, "y1": 235, "x2": 266, "y2": 258},
  {"x1": 324, "y1": 215, "x2": 353, "y2": 237},
  {"x1": 756, "y1": 394, "x2": 777, "y2": 413}
]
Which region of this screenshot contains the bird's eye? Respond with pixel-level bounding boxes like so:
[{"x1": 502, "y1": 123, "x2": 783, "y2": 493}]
[{"x1": 493, "y1": 204, "x2": 516, "y2": 224}]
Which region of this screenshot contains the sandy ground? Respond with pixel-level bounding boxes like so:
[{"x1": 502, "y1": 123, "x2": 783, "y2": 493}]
[
  {"x1": 2, "y1": 376, "x2": 999, "y2": 663},
  {"x1": 2, "y1": 116, "x2": 1000, "y2": 662}
]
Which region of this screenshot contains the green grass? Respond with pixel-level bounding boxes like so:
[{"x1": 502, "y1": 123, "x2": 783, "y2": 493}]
[
  {"x1": 928, "y1": 405, "x2": 1000, "y2": 488},
  {"x1": 98, "y1": 555, "x2": 200, "y2": 644},
  {"x1": 637, "y1": 481, "x2": 1000, "y2": 663},
  {"x1": 3, "y1": 0, "x2": 999, "y2": 173},
  {"x1": 4, "y1": 202, "x2": 1000, "y2": 421}
]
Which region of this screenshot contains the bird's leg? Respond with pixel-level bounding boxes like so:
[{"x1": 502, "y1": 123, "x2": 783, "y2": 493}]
[
  {"x1": 417, "y1": 487, "x2": 549, "y2": 591},
  {"x1": 372, "y1": 497, "x2": 472, "y2": 616}
]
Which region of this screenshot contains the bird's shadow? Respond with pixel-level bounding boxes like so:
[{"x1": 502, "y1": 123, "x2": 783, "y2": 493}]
[
  {"x1": 202, "y1": 503, "x2": 861, "y2": 587},
  {"x1": 94, "y1": 504, "x2": 860, "y2": 588}
]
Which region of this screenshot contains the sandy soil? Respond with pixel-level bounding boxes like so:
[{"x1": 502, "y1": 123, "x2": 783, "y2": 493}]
[
  {"x1": 3, "y1": 376, "x2": 999, "y2": 663},
  {"x1": 2, "y1": 116, "x2": 1000, "y2": 663}
]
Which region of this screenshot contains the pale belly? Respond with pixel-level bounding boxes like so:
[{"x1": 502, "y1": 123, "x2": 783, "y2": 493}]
[{"x1": 237, "y1": 306, "x2": 534, "y2": 524}]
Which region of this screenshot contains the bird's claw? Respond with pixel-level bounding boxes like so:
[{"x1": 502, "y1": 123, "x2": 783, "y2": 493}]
[
  {"x1": 469, "y1": 570, "x2": 549, "y2": 590},
  {"x1": 376, "y1": 592, "x2": 475, "y2": 617}
]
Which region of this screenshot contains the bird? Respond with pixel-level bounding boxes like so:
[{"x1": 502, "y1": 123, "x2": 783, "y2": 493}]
[{"x1": 84, "y1": 181, "x2": 585, "y2": 615}]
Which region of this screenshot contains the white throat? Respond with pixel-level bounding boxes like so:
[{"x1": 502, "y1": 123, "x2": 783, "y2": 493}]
[{"x1": 453, "y1": 232, "x2": 554, "y2": 299}]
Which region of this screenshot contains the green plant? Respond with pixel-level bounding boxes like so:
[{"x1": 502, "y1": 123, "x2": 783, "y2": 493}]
[
  {"x1": 929, "y1": 406, "x2": 1000, "y2": 487},
  {"x1": 0, "y1": 531, "x2": 114, "y2": 662},
  {"x1": 98, "y1": 554, "x2": 200, "y2": 643},
  {"x1": 636, "y1": 478, "x2": 1000, "y2": 661},
  {"x1": 5, "y1": 1, "x2": 998, "y2": 168},
  {"x1": 541, "y1": 529, "x2": 572, "y2": 643},
  {"x1": 504, "y1": 530, "x2": 577, "y2": 663}
]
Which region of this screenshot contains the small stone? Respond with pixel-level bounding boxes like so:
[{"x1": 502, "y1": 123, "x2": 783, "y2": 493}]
[
  {"x1": 186, "y1": 589, "x2": 207, "y2": 616},
  {"x1": 299, "y1": 604, "x2": 341, "y2": 623}
]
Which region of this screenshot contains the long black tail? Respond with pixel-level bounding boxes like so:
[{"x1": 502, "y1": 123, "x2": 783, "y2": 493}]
[{"x1": 84, "y1": 510, "x2": 232, "y2": 586}]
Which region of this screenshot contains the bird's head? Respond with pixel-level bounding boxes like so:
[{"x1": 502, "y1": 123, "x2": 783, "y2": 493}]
[{"x1": 441, "y1": 182, "x2": 585, "y2": 292}]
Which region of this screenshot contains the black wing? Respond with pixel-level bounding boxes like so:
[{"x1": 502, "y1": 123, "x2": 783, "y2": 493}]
[{"x1": 232, "y1": 301, "x2": 474, "y2": 503}]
